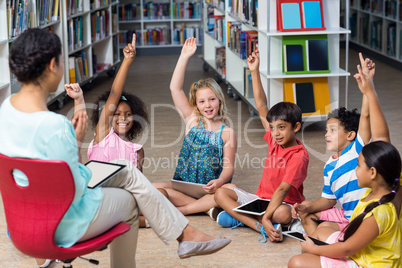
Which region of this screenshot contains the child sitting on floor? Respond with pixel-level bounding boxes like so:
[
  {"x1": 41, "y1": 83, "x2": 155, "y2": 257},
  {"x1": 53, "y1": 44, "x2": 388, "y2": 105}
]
[
  {"x1": 214, "y1": 51, "x2": 309, "y2": 243},
  {"x1": 291, "y1": 54, "x2": 375, "y2": 235},
  {"x1": 152, "y1": 37, "x2": 237, "y2": 217}
]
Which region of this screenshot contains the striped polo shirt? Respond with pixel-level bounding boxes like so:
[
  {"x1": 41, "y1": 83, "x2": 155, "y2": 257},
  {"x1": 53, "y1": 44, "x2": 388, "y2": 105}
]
[{"x1": 322, "y1": 133, "x2": 367, "y2": 219}]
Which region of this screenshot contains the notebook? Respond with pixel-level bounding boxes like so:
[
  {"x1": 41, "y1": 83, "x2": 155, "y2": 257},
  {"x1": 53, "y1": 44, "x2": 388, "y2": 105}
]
[
  {"x1": 85, "y1": 160, "x2": 126, "y2": 189},
  {"x1": 281, "y1": 3, "x2": 302, "y2": 30},
  {"x1": 293, "y1": 82, "x2": 316, "y2": 113},
  {"x1": 232, "y1": 198, "x2": 270, "y2": 216},
  {"x1": 284, "y1": 44, "x2": 304, "y2": 72},
  {"x1": 171, "y1": 179, "x2": 207, "y2": 199},
  {"x1": 302, "y1": 1, "x2": 323, "y2": 29},
  {"x1": 306, "y1": 39, "x2": 328, "y2": 71}
]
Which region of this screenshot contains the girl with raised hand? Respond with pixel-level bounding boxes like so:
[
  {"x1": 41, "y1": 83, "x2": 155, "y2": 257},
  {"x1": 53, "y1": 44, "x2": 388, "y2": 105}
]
[
  {"x1": 88, "y1": 33, "x2": 148, "y2": 172},
  {"x1": 152, "y1": 37, "x2": 237, "y2": 217}
]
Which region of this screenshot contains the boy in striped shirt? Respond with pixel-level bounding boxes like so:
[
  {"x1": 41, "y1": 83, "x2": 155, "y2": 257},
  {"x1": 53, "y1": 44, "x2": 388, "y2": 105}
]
[{"x1": 291, "y1": 53, "x2": 374, "y2": 235}]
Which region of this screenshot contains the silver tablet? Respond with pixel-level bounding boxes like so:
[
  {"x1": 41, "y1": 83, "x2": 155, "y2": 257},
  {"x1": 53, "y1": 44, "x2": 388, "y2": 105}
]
[
  {"x1": 85, "y1": 160, "x2": 126, "y2": 189},
  {"x1": 171, "y1": 179, "x2": 207, "y2": 199},
  {"x1": 282, "y1": 231, "x2": 328, "y2": 245},
  {"x1": 232, "y1": 198, "x2": 270, "y2": 216}
]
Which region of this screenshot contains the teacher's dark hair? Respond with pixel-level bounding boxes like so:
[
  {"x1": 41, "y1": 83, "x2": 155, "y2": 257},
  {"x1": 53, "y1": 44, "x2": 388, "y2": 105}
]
[{"x1": 9, "y1": 28, "x2": 62, "y2": 84}]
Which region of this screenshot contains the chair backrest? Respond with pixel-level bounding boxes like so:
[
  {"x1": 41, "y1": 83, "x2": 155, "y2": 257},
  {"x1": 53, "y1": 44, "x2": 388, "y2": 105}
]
[{"x1": 0, "y1": 153, "x2": 75, "y2": 258}]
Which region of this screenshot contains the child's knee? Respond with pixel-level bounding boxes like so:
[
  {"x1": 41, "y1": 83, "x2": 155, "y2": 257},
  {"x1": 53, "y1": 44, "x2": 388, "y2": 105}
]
[
  {"x1": 273, "y1": 205, "x2": 293, "y2": 224},
  {"x1": 214, "y1": 187, "x2": 228, "y2": 204},
  {"x1": 157, "y1": 188, "x2": 169, "y2": 199},
  {"x1": 288, "y1": 255, "x2": 303, "y2": 268}
]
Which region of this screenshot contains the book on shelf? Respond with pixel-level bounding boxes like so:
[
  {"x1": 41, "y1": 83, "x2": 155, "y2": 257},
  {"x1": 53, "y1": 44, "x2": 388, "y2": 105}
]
[
  {"x1": 283, "y1": 77, "x2": 331, "y2": 116},
  {"x1": 282, "y1": 35, "x2": 329, "y2": 74},
  {"x1": 173, "y1": 25, "x2": 202, "y2": 45},
  {"x1": 283, "y1": 44, "x2": 304, "y2": 72},
  {"x1": 213, "y1": 15, "x2": 225, "y2": 43},
  {"x1": 302, "y1": 1, "x2": 322, "y2": 29},
  {"x1": 68, "y1": 57, "x2": 76, "y2": 83},
  {"x1": 246, "y1": 32, "x2": 258, "y2": 58},
  {"x1": 207, "y1": 6, "x2": 214, "y2": 35},
  {"x1": 280, "y1": 2, "x2": 302, "y2": 30},
  {"x1": 215, "y1": 46, "x2": 226, "y2": 78},
  {"x1": 67, "y1": 0, "x2": 83, "y2": 16},
  {"x1": 293, "y1": 82, "x2": 315, "y2": 114},
  {"x1": 172, "y1": 2, "x2": 202, "y2": 19},
  {"x1": 306, "y1": 39, "x2": 328, "y2": 71},
  {"x1": 119, "y1": 4, "x2": 141, "y2": 21},
  {"x1": 277, "y1": 0, "x2": 325, "y2": 32},
  {"x1": 36, "y1": 0, "x2": 60, "y2": 26},
  {"x1": 144, "y1": 28, "x2": 171, "y2": 45},
  {"x1": 119, "y1": 30, "x2": 141, "y2": 46},
  {"x1": 7, "y1": 0, "x2": 33, "y2": 38},
  {"x1": 370, "y1": 20, "x2": 382, "y2": 50},
  {"x1": 387, "y1": 23, "x2": 396, "y2": 57},
  {"x1": 244, "y1": 68, "x2": 253, "y2": 98}
]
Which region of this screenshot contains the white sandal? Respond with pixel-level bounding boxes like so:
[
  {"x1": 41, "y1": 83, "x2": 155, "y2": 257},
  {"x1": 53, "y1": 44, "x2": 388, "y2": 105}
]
[{"x1": 38, "y1": 259, "x2": 52, "y2": 268}]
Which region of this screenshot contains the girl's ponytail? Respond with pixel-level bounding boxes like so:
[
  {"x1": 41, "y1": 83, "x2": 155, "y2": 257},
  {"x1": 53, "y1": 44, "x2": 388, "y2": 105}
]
[{"x1": 341, "y1": 141, "x2": 401, "y2": 242}]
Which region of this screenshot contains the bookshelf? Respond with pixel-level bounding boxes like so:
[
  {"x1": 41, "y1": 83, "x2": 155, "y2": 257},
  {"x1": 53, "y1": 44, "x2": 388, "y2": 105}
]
[
  {"x1": 0, "y1": 0, "x2": 121, "y2": 107},
  {"x1": 349, "y1": 0, "x2": 402, "y2": 63},
  {"x1": 1, "y1": 0, "x2": 65, "y2": 105},
  {"x1": 202, "y1": 0, "x2": 351, "y2": 120},
  {"x1": 62, "y1": 0, "x2": 121, "y2": 88},
  {"x1": 118, "y1": 0, "x2": 203, "y2": 51}
]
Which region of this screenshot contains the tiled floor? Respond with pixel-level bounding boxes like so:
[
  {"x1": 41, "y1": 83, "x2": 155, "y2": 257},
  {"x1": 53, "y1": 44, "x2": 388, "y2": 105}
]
[{"x1": 1, "y1": 49, "x2": 401, "y2": 267}]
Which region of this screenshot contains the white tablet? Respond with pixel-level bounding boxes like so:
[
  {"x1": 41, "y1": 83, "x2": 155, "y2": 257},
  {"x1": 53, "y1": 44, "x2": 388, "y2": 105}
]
[
  {"x1": 171, "y1": 179, "x2": 207, "y2": 199},
  {"x1": 232, "y1": 198, "x2": 270, "y2": 216},
  {"x1": 282, "y1": 231, "x2": 328, "y2": 245},
  {"x1": 85, "y1": 160, "x2": 126, "y2": 189}
]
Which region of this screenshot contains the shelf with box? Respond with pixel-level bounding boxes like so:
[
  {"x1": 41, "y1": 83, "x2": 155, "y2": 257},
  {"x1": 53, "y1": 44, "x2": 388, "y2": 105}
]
[
  {"x1": 349, "y1": 0, "x2": 402, "y2": 62},
  {"x1": 202, "y1": 0, "x2": 350, "y2": 119},
  {"x1": 118, "y1": 0, "x2": 202, "y2": 50}
]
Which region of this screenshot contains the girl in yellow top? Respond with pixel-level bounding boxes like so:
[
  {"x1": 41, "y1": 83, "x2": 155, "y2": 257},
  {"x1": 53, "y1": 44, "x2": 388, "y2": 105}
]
[
  {"x1": 288, "y1": 58, "x2": 401, "y2": 268},
  {"x1": 289, "y1": 141, "x2": 401, "y2": 268}
]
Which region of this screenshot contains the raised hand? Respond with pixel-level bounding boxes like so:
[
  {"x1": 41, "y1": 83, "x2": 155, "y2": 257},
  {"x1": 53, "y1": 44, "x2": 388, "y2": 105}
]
[
  {"x1": 247, "y1": 51, "x2": 260, "y2": 72},
  {"x1": 180, "y1": 37, "x2": 197, "y2": 59},
  {"x1": 65, "y1": 83, "x2": 83, "y2": 100},
  {"x1": 358, "y1": 52, "x2": 375, "y2": 79},
  {"x1": 123, "y1": 33, "x2": 136, "y2": 60},
  {"x1": 354, "y1": 64, "x2": 375, "y2": 95}
]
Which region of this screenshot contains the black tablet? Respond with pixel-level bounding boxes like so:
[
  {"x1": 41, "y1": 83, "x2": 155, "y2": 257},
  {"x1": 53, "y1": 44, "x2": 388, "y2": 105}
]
[
  {"x1": 283, "y1": 231, "x2": 328, "y2": 245},
  {"x1": 85, "y1": 160, "x2": 126, "y2": 189},
  {"x1": 232, "y1": 198, "x2": 270, "y2": 216}
]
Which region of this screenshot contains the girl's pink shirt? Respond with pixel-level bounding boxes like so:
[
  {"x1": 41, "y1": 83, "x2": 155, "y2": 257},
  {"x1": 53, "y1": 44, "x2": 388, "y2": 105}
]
[{"x1": 88, "y1": 128, "x2": 142, "y2": 166}]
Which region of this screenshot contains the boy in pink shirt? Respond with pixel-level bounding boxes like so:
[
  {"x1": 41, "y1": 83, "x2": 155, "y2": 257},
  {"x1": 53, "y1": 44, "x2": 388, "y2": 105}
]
[{"x1": 214, "y1": 51, "x2": 309, "y2": 242}]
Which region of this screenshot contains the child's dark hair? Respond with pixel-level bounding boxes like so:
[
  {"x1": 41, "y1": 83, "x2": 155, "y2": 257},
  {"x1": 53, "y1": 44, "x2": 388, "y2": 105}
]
[
  {"x1": 341, "y1": 141, "x2": 401, "y2": 241},
  {"x1": 9, "y1": 28, "x2": 62, "y2": 84},
  {"x1": 327, "y1": 107, "x2": 360, "y2": 134},
  {"x1": 91, "y1": 91, "x2": 149, "y2": 140},
  {"x1": 266, "y1": 102, "x2": 302, "y2": 128}
]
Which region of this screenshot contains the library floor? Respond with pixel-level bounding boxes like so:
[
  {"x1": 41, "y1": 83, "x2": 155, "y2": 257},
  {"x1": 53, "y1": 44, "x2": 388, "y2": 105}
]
[{"x1": 1, "y1": 49, "x2": 401, "y2": 268}]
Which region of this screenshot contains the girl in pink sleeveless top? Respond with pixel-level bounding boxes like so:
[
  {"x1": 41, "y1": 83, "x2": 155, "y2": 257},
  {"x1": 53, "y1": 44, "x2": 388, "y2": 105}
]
[{"x1": 88, "y1": 33, "x2": 148, "y2": 172}]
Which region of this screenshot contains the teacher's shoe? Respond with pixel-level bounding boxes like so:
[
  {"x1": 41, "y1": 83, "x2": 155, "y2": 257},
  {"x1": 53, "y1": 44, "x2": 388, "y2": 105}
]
[{"x1": 178, "y1": 237, "x2": 231, "y2": 259}]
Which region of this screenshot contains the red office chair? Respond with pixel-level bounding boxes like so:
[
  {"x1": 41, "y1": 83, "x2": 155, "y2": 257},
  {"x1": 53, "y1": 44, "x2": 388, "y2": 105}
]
[{"x1": 0, "y1": 154, "x2": 130, "y2": 267}]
